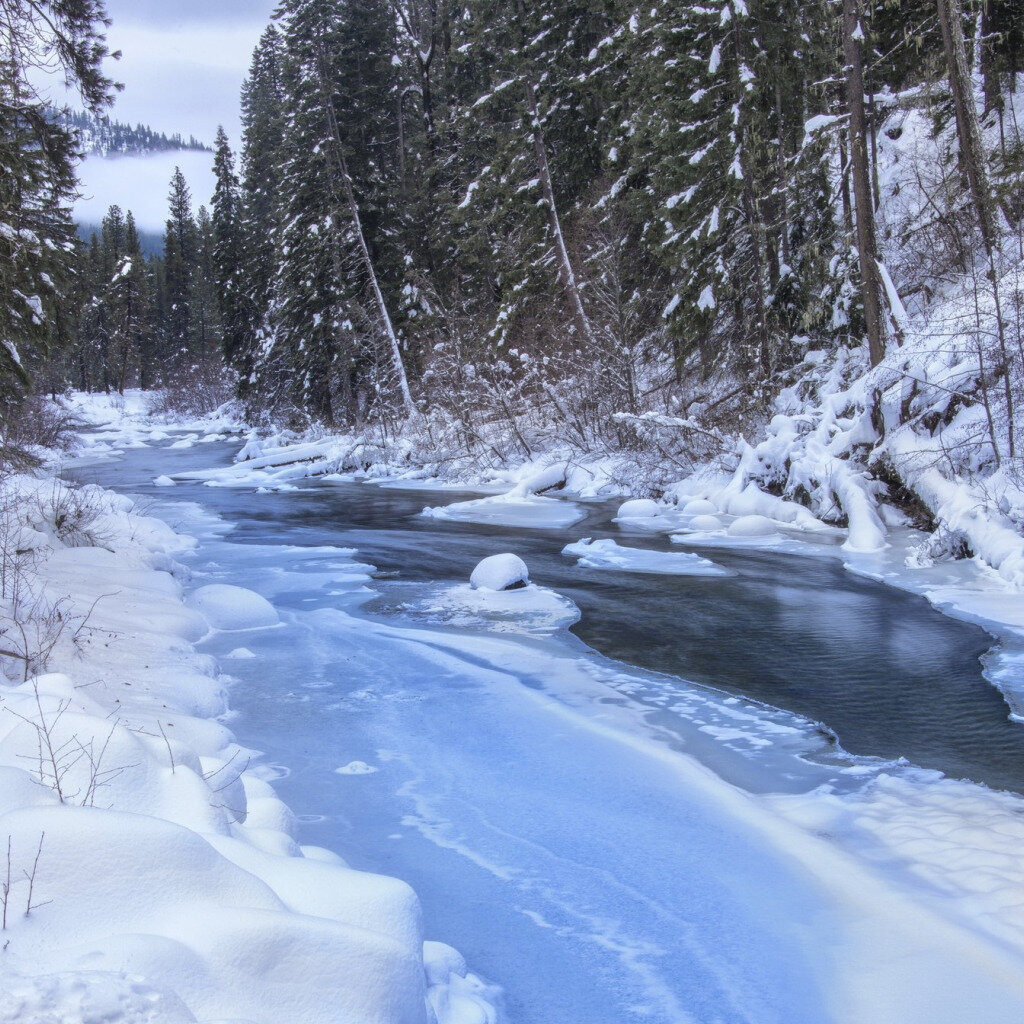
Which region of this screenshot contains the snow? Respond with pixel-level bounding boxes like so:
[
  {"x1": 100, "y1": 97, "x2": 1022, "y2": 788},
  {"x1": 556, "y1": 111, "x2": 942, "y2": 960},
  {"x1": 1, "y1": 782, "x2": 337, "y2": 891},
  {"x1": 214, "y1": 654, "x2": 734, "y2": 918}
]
[
  {"x1": 187, "y1": 583, "x2": 280, "y2": 631},
  {"x1": 470, "y1": 553, "x2": 529, "y2": 591},
  {"x1": 688, "y1": 513, "x2": 723, "y2": 531},
  {"x1": 562, "y1": 538, "x2": 730, "y2": 576},
  {"x1": 336, "y1": 761, "x2": 379, "y2": 775},
  {"x1": 26, "y1": 403, "x2": 1024, "y2": 1023},
  {"x1": 422, "y1": 494, "x2": 585, "y2": 529},
  {"x1": 0, "y1": 461, "x2": 496, "y2": 1024},
  {"x1": 681, "y1": 499, "x2": 716, "y2": 515},
  {"x1": 382, "y1": 579, "x2": 580, "y2": 638},
  {"x1": 615, "y1": 498, "x2": 661, "y2": 519},
  {"x1": 726, "y1": 514, "x2": 778, "y2": 537}
]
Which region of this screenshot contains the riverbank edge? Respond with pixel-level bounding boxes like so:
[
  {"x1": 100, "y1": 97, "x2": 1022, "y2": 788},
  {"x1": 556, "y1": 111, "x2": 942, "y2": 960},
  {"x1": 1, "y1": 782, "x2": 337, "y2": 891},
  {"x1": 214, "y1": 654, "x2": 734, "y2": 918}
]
[
  {"x1": 0, "y1": 439, "x2": 500, "y2": 1021},
  {"x1": 79, "y1": 389, "x2": 1023, "y2": 729},
  {"x1": 46, "y1": 390, "x2": 1024, "y2": 1024}
]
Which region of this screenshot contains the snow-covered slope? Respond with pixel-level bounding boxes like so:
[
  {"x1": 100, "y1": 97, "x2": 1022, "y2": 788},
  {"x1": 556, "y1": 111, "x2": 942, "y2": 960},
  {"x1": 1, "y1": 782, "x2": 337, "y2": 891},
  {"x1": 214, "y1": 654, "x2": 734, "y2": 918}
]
[{"x1": 0, "y1": 456, "x2": 497, "y2": 1021}]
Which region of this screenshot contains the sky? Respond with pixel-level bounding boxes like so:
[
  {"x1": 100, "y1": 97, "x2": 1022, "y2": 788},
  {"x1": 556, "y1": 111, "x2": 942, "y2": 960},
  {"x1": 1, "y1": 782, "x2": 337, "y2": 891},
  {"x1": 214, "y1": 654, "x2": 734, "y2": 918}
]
[
  {"x1": 103, "y1": 0, "x2": 278, "y2": 145},
  {"x1": 75, "y1": 1, "x2": 278, "y2": 232}
]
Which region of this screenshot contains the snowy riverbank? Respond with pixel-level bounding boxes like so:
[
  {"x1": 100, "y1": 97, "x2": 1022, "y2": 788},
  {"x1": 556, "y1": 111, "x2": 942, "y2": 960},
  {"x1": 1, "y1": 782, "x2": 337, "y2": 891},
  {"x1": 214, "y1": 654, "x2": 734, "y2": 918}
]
[
  {"x1": 45, "y1": 392, "x2": 1024, "y2": 1023},
  {"x1": 0, "y1": 408, "x2": 499, "y2": 1021},
  {"x1": 82, "y1": 387, "x2": 1024, "y2": 724}
]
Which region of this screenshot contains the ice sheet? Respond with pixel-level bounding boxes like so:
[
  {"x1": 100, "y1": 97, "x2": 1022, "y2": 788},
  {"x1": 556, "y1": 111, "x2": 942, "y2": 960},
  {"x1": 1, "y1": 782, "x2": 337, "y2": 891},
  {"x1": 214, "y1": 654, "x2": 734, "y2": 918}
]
[{"x1": 562, "y1": 538, "x2": 731, "y2": 576}]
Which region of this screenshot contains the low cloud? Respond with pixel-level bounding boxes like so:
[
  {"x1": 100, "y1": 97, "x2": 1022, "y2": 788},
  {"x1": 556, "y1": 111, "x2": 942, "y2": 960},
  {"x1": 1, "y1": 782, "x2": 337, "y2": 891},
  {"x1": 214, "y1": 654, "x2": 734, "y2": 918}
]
[{"x1": 75, "y1": 151, "x2": 217, "y2": 234}]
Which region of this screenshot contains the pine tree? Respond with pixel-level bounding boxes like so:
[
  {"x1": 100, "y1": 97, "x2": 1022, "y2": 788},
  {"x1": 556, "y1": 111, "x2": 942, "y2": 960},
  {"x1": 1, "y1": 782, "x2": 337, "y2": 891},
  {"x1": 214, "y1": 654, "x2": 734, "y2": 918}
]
[
  {"x1": 236, "y1": 26, "x2": 287, "y2": 396},
  {"x1": 212, "y1": 127, "x2": 245, "y2": 372},
  {"x1": 265, "y1": 0, "x2": 412, "y2": 423},
  {"x1": 190, "y1": 206, "x2": 223, "y2": 376},
  {"x1": 107, "y1": 210, "x2": 151, "y2": 393},
  {"x1": 0, "y1": 1, "x2": 116, "y2": 436},
  {"x1": 163, "y1": 166, "x2": 197, "y2": 372},
  {"x1": 444, "y1": 0, "x2": 615, "y2": 354}
]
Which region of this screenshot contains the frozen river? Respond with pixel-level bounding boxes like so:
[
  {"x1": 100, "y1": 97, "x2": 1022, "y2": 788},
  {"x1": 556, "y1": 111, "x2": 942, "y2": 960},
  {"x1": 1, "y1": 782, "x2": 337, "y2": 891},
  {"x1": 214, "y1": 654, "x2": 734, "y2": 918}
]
[{"x1": 71, "y1": 439, "x2": 1024, "y2": 1024}]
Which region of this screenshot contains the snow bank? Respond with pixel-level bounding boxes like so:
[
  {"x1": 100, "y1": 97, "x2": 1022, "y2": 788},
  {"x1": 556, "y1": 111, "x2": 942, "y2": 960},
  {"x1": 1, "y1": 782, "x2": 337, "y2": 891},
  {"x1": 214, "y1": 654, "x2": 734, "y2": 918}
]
[
  {"x1": 886, "y1": 429, "x2": 1024, "y2": 588},
  {"x1": 470, "y1": 553, "x2": 529, "y2": 591},
  {"x1": 62, "y1": 390, "x2": 245, "y2": 466},
  {"x1": 0, "y1": 470, "x2": 497, "y2": 1024},
  {"x1": 562, "y1": 538, "x2": 730, "y2": 576}
]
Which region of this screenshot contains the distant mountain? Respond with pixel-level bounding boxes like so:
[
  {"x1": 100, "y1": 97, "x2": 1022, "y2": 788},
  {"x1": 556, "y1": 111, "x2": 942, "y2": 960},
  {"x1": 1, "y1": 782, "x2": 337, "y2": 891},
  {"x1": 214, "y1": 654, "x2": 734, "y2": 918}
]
[{"x1": 58, "y1": 109, "x2": 211, "y2": 158}]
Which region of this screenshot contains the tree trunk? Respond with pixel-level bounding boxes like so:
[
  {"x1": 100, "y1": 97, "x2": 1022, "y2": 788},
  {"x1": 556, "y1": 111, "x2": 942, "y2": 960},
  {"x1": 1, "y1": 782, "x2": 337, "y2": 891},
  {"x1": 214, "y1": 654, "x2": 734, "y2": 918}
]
[
  {"x1": 315, "y1": 44, "x2": 416, "y2": 416},
  {"x1": 936, "y1": 0, "x2": 998, "y2": 251},
  {"x1": 513, "y1": 0, "x2": 597, "y2": 351},
  {"x1": 936, "y1": 0, "x2": 1014, "y2": 456},
  {"x1": 774, "y1": 80, "x2": 791, "y2": 268},
  {"x1": 727, "y1": 0, "x2": 771, "y2": 375},
  {"x1": 843, "y1": 0, "x2": 885, "y2": 367}
]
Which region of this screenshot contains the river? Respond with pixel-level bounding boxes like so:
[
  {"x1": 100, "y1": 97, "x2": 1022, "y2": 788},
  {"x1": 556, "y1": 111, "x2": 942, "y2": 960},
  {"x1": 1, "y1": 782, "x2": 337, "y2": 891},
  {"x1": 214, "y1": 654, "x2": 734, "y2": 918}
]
[{"x1": 68, "y1": 437, "x2": 1024, "y2": 1024}]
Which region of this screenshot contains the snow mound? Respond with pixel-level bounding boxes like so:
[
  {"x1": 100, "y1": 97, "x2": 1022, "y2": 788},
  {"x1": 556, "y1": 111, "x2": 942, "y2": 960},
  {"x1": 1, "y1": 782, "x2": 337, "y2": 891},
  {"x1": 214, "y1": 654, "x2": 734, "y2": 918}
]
[
  {"x1": 688, "y1": 514, "x2": 723, "y2": 532},
  {"x1": 187, "y1": 585, "x2": 280, "y2": 631},
  {"x1": 424, "y1": 942, "x2": 501, "y2": 1024},
  {"x1": 336, "y1": 761, "x2": 378, "y2": 775},
  {"x1": 470, "y1": 554, "x2": 529, "y2": 592},
  {"x1": 0, "y1": 971, "x2": 196, "y2": 1024},
  {"x1": 562, "y1": 538, "x2": 730, "y2": 576},
  {"x1": 682, "y1": 498, "x2": 717, "y2": 515},
  {"x1": 422, "y1": 495, "x2": 585, "y2": 529},
  {"x1": 225, "y1": 647, "x2": 257, "y2": 660},
  {"x1": 615, "y1": 498, "x2": 662, "y2": 519},
  {"x1": 727, "y1": 514, "x2": 779, "y2": 538},
  {"x1": 153, "y1": 475, "x2": 176, "y2": 487}
]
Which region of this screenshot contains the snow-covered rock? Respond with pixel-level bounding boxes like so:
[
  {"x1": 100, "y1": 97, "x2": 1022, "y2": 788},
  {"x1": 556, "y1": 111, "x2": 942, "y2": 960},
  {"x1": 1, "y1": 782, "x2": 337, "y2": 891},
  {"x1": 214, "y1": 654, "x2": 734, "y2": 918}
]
[
  {"x1": 616, "y1": 498, "x2": 661, "y2": 519},
  {"x1": 682, "y1": 498, "x2": 717, "y2": 516},
  {"x1": 470, "y1": 553, "x2": 529, "y2": 591},
  {"x1": 728, "y1": 515, "x2": 779, "y2": 538},
  {"x1": 689, "y1": 514, "x2": 724, "y2": 532},
  {"x1": 187, "y1": 584, "x2": 280, "y2": 631}
]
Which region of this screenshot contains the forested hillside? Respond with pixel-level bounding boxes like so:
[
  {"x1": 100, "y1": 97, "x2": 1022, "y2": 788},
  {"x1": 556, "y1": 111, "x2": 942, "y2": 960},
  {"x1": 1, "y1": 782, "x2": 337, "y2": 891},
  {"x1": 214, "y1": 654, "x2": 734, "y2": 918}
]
[
  {"x1": 58, "y1": 109, "x2": 210, "y2": 156},
  {"x1": 206, "y1": 0, "x2": 1024, "y2": 442},
  {"x1": 8, "y1": 0, "x2": 1024, "y2": 573}
]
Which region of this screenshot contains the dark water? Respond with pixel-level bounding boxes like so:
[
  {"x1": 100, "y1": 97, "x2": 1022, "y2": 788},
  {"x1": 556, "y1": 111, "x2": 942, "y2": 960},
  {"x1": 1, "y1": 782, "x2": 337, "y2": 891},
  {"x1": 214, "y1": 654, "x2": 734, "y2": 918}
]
[{"x1": 75, "y1": 440, "x2": 1024, "y2": 795}]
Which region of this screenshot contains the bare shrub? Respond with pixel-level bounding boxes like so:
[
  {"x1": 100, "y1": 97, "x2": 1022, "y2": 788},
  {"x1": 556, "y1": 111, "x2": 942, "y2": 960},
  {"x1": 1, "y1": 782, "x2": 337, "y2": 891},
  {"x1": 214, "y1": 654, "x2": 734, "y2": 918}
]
[
  {"x1": 150, "y1": 368, "x2": 235, "y2": 419},
  {"x1": 1, "y1": 832, "x2": 49, "y2": 934},
  {"x1": 32, "y1": 480, "x2": 112, "y2": 549},
  {"x1": 4, "y1": 681, "x2": 129, "y2": 805},
  {"x1": 0, "y1": 396, "x2": 83, "y2": 474}
]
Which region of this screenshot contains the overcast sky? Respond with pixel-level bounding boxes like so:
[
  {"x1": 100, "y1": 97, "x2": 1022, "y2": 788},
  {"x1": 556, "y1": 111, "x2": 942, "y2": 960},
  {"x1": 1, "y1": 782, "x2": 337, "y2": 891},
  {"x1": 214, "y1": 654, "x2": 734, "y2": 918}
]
[
  {"x1": 103, "y1": 0, "x2": 278, "y2": 146},
  {"x1": 72, "y1": 2, "x2": 277, "y2": 231}
]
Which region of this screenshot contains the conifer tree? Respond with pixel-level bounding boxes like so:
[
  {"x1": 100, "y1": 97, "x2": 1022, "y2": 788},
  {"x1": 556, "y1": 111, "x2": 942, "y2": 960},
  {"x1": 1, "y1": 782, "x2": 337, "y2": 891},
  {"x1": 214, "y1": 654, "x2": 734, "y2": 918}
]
[
  {"x1": 190, "y1": 206, "x2": 223, "y2": 375},
  {"x1": 0, "y1": 0, "x2": 116, "y2": 433},
  {"x1": 163, "y1": 166, "x2": 197, "y2": 372},
  {"x1": 236, "y1": 26, "x2": 287, "y2": 395},
  {"x1": 212, "y1": 127, "x2": 245, "y2": 371},
  {"x1": 108, "y1": 211, "x2": 151, "y2": 393},
  {"x1": 266, "y1": 0, "x2": 412, "y2": 423}
]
